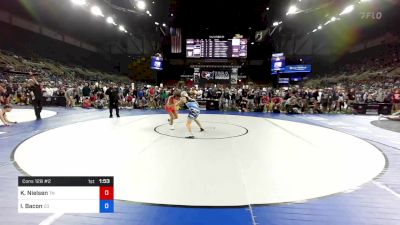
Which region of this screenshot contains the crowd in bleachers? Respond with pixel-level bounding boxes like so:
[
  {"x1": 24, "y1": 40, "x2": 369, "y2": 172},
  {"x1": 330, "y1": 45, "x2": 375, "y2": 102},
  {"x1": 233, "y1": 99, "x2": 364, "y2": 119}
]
[
  {"x1": 1, "y1": 46, "x2": 400, "y2": 114},
  {"x1": 1, "y1": 76, "x2": 399, "y2": 114}
]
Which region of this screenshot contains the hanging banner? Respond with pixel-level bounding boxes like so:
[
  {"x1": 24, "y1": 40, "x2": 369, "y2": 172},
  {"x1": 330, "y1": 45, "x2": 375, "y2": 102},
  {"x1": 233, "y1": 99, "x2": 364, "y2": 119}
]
[
  {"x1": 170, "y1": 27, "x2": 182, "y2": 53},
  {"x1": 230, "y1": 68, "x2": 238, "y2": 85},
  {"x1": 194, "y1": 69, "x2": 231, "y2": 85},
  {"x1": 193, "y1": 68, "x2": 201, "y2": 84},
  {"x1": 201, "y1": 71, "x2": 230, "y2": 80}
]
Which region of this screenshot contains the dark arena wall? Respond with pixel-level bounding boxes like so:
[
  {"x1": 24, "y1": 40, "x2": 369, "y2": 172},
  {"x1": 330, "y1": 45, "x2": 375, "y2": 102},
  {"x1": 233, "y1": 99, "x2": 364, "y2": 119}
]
[{"x1": 0, "y1": 22, "x2": 113, "y2": 73}]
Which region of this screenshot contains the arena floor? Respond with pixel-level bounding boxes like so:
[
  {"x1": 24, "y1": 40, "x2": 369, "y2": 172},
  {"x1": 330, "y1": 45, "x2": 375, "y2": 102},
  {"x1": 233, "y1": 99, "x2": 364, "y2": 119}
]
[{"x1": 1, "y1": 107, "x2": 400, "y2": 225}]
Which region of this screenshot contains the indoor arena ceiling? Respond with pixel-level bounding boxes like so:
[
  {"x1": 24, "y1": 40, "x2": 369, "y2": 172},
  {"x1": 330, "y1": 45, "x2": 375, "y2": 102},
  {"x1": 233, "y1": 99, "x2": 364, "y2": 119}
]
[
  {"x1": 172, "y1": 0, "x2": 269, "y2": 36},
  {"x1": 174, "y1": 0, "x2": 399, "y2": 40},
  {"x1": 0, "y1": 0, "x2": 170, "y2": 45},
  {"x1": 1, "y1": 0, "x2": 398, "y2": 46},
  {"x1": 268, "y1": 0, "x2": 400, "y2": 39}
]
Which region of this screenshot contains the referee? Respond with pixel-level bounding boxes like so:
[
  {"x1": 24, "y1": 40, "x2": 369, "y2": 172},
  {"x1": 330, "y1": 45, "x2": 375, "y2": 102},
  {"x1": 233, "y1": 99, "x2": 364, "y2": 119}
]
[
  {"x1": 105, "y1": 83, "x2": 120, "y2": 118},
  {"x1": 28, "y1": 72, "x2": 43, "y2": 120}
]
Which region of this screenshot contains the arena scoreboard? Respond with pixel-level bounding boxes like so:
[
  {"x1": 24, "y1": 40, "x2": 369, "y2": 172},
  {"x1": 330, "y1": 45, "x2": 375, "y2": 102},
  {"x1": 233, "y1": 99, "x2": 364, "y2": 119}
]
[
  {"x1": 186, "y1": 38, "x2": 247, "y2": 58},
  {"x1": 18, "y1": 176, "x2": 114, "y2": 213}
]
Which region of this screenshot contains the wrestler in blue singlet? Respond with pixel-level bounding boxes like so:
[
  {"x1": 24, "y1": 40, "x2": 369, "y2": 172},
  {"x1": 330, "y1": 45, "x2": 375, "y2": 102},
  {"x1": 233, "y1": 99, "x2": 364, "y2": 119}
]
[{"x1": 185, "y1": 99, "x2": 200, "y2": 120}]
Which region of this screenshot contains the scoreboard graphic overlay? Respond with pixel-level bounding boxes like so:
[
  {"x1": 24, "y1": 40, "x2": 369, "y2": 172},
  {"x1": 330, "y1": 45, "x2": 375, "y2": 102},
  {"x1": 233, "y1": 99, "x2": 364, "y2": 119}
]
[{"x1": 18, "y1": 177, "x2": 114, "y2": 213}]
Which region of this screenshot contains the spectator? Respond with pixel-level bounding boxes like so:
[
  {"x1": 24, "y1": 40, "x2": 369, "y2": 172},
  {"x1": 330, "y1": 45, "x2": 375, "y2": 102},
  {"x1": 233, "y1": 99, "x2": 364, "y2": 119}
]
[
  {"x1": 65, "y1": 87, "x2": 77, "y2": 108},
  {"x1": 82, "y1": 83, "x2": 91, "y2": 97},
  {"x1": 149, "y1": 86, "x2": 157, "y2": 109},
  {"x1": 82, "y1": 97, "x2": 92, "y2": 109},
  {"x1": 260, "y1": 92, "x2": 270, "y2": 113},
  {"x1": 393, "y1": 89, "x2": 400, "y2": 111},
  {"x1": 126, "y1": 93, "x2": 134, "y2": 109},
  {"x1": 0, "y1": 104, "x2": 17, "y2": 126},
  {"x1": 0, "y1": 84, "x2": 6, "y2": 105}
]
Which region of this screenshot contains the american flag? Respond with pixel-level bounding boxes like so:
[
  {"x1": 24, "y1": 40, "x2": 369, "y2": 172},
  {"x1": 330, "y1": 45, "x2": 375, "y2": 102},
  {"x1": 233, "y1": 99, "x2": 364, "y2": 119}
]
[{"x1": 170, "y1": 27, "x2": 182, "y2": 53}]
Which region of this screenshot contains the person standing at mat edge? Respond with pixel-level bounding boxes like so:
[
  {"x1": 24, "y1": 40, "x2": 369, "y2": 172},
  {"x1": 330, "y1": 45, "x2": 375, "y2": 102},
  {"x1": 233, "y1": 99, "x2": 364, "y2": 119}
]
[
  {"x1": 28, "y1": 72, "x2": 43, "y2": 120},
  {"x1": 106, "y1": 83, "x2": 120, "y2": 118},
  {"x1": 0, "y1": 105, "x2": 17, "y2": 126}
]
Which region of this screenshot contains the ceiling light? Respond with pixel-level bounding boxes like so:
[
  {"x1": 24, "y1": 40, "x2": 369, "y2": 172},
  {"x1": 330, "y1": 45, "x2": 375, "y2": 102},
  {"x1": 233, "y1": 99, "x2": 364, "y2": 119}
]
[
  {"x1": 106, "y1": 17, "x2": 116, "y2": 25},
  {"x1": 286, "y1": 5, "x2": 299, "y2": 15},
  {"x1": 340, "y1": 5, "x2": 355, "y2": 15},
  {"x1": 91, "y1": 6, "x2": 104, "y2": 17},
  {"x1": 71, "y1": 0, "x2": 87, "y2": 6},
  {"x1": 136, "y1": 0, "x2": 146, "y2": 10}
]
